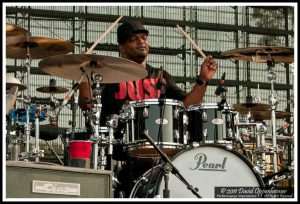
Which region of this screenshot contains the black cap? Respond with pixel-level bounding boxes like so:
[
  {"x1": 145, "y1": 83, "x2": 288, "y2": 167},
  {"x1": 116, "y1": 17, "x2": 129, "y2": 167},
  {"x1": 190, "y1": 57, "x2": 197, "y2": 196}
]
[{"x1": 117, "y1": 21, "x2": 149, "y2": 44}]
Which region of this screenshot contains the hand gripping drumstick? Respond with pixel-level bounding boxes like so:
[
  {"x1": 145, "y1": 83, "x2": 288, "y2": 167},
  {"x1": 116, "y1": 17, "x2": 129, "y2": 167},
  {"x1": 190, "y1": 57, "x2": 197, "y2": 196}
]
[
  {"x1": 176, "y1": 24, "x2": 206, "y2": 58},
  {"x1": 86, "y1": 15, "x2": 123, "y2": 54}
]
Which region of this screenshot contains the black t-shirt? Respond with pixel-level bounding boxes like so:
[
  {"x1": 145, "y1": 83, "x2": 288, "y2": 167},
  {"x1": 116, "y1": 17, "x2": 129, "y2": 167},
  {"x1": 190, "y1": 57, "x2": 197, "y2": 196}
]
[{"x1": 100, "y1": 64, "x2": 187, "y2": 125}]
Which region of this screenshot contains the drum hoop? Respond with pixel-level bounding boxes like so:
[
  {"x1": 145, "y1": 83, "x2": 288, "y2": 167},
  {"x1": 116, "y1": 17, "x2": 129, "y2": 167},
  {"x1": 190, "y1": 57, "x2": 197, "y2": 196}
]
[
  {"x1": 128, "y1": 98, "x2": 184, "y2": 108},
  {"x1": 187, "y1": 103, "x2": 233, "y2": 111},
  {"x1": 126, "y1": 142, "x2": 183, "y2": 148}
]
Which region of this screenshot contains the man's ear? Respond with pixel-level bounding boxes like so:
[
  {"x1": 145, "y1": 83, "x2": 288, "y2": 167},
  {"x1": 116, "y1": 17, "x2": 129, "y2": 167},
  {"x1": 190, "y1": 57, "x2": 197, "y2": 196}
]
[{"x1": 118, "y1": 44, "x2": 124, "y2": 53}]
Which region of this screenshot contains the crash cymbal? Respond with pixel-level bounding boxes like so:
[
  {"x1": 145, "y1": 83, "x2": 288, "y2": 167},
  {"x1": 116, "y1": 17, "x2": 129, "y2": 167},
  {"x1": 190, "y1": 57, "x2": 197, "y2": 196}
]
[
  {"x1": 221, "y1": 46, "x2": 294, "y2": 63},
  {"x1": 6, "y1": 36, "x2": 75, "y2": 59},
  {"x1": 36, "y1": 86, "x2": 69, "y2": 94},
  {"x1": 248, "y1": 110, "x2": 292, "y2": 120},
  {"x1": 39, "y1": 54, "x2": 147, "y2": 83},
  {"x1": 6, "y1": 74, "x2": 27, "y2": 91},
  {"x1": 233, "y1": 103, "x2": 271, "y2": 112},
  {"x1": 6, "y1": 23, "x2": 29, "y2": 37}
]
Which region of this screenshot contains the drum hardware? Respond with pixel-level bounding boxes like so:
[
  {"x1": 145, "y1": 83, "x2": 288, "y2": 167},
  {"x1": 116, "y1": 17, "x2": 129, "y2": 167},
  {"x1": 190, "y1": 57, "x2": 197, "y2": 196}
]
[
  {"x1": 87, "y1": 71, "x2": 107, "y2": 170},
  {"x1": 262, "y1": 167, "x2": 292, "y2": 187},
  {"x1": 105, "y1": 114, "x2": 120, "y2": 171},
  {"x1": 6, "y1": 122, "x2": 25, "y2": 161},
  {"x1": 254, "y1": 121, "x2": 268, "y2": 177},
  {"x1": 266, "y1": 54, "x2": 280, "y2": 176},
  {"x1": 32, "y1": 104, "x2": 45, "y2": 162},
  {"x1": 142, "y1": 130, "x2": 201, "y2": 198}
]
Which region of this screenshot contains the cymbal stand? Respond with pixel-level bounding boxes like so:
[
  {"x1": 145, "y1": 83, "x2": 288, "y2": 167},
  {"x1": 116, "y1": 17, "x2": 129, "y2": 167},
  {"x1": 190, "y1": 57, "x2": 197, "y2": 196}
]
[
  {"x1": 33, "y1": 105, "x2": 44, "y2": 162},
  {"x1": 254, "y1": 121, "x2": 268, "y2": 177},
  {"x1": 266, "y1": 55, "x2": 278, "y2": 175},
  {"x1": 89, "y1": 70, "x2": 105, "y2": 170},
  {"x1": 23, "y1": 52, "x2": 32, "y2": 160},
  {"x1": 106, "y1": 114, "x2": 119, "y2": 171}
]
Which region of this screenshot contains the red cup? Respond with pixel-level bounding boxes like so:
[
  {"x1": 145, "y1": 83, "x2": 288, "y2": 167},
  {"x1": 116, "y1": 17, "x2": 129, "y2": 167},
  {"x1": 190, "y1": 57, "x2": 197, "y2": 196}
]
[{"x1": 69, "y1": 140, "x2": 91, "y2": 168}]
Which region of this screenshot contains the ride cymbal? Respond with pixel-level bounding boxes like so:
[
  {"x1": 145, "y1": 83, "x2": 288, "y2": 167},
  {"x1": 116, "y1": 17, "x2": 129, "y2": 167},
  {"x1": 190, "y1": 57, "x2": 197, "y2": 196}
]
[
  {"x1": 39, "y1": 54, "x2": 147, "y2": 83},
  {"x1": 221, "y1": 46, "x2": 294, "y2": 63},
  {"x1": 6, "y1": 36, "x2": 74, "y2": 59},
  {"x1": 233, "y1": 103, "x2": 271, "y2": 112},
  {"x1": 6, "y1": 23, "x2": 29, "y2": 37},
  {"x1": 36, "y1": 86, "x2": 69, "y2": 94},
  {"x1": 6, "y1": 75, "x2": 27, "y2": 91}
]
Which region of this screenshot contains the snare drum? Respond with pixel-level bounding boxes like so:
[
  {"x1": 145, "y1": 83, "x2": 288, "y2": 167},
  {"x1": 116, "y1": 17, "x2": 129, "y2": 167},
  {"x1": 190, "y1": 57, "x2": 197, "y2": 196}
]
[
  {"x1": 121, "y1": 99, "x2": 186, "y2": 158},
  {"x1": 186, "y1": 103, "x2": 238, "y2": 144}
]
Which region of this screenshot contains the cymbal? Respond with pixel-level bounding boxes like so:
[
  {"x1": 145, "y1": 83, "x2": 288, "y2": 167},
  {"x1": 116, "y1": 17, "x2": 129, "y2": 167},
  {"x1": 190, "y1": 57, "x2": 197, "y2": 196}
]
[
  {"x1": 6, "y1": 23, "x2": 28, "y2": 37},
  {"x1": 36, "y1": 86, "x2": 69, "y2": 94},
  {"x1": 6, "y1": 36, "x2": 75, "y2": 59},
  {"x1": 233, "y1": 103, "x2": 271, "y2": 112},
  {"x1": 39, "y1": 54, "x2": 147, "y2": 83},
  {"x1": 248, "y1": 110, "x2": 292, "y2": 120},
  {"x1": 221, "y1": 46, "x2": 294, "y2": 63},
  {"x1": 6, "y1": 75, "x2": 27, "y2": 91}
]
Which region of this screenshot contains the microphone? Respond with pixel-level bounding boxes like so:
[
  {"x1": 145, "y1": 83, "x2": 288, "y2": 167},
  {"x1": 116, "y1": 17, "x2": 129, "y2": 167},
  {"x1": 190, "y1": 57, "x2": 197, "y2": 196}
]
[
  {"x1": 276, "y1": 122, "x2": 293, "y2": 135},
  {"x1": 6, "y1": 86, "x2": 19, "y2": 115},
  {"x1": 156, "y1": 66, "x2": 166, "y2": 99},
  {"x1": 215, "y1": 72, "x2": 226, "y2": 96}
]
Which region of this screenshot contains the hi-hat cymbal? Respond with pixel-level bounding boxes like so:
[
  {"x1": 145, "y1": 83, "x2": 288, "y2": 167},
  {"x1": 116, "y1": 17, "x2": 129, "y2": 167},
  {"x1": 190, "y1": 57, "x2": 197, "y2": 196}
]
[
  {"x1": 221, "y1": 46, "x2": 294, "y2": 63},
  {"x1": 39, "y1": 54, "x2": 147, "y2": 83},
  {"x1": 247, "y1": 110, "x2": 292, "y2": 120},
  {"x1": 233, "y1": 103, "x2": 271, "y2": 112},
  {"x1": 6, "y1": 23, "x2": 29, "y2": 37},
  {"x1": 6, "y1": 36, "x2": 75, "y2": 59},
  {"x1": 36, "y1": 86, "x2": 69, "y2": 94},
  {"x1": 6, "y1": 74, "x2": 27, "y2": 91}
]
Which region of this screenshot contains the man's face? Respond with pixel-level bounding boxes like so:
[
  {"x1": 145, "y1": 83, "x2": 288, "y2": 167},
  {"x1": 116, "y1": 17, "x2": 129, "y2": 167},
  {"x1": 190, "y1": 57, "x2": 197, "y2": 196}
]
[{"x1": 119, "y1": 33, "x2": 149, "y2": 62}]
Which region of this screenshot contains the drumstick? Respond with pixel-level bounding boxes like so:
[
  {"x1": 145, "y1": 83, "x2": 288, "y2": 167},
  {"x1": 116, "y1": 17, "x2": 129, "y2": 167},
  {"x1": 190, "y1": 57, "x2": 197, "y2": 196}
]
[
  {"x1": 176, "y1": 24, "x2": 206, "y2": 58},
  {"x1": 86, "y1": 15, "x2": 123, "y2": 54}
]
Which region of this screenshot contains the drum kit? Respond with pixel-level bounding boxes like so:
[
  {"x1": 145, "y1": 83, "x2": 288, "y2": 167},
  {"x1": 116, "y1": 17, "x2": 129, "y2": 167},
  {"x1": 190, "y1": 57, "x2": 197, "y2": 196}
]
[{"x1": 5, "y1": 23, "x2": 294, "y2": 198}]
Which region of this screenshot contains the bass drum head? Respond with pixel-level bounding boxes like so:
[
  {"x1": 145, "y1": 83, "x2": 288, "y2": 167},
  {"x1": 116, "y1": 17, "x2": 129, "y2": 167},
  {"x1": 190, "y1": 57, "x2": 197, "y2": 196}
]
[{"x1": 130, "y1": 144, "x2": 264, "y2": 198}]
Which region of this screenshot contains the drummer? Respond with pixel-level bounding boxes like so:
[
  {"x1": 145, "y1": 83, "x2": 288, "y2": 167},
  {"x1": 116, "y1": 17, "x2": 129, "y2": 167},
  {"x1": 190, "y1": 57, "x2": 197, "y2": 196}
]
[
  {"x1": 79, "y1": 20, "x2": 218, "y2": 122},
  {"x1": 79, "y1": 20, "x2": 218, "y2": 197}
]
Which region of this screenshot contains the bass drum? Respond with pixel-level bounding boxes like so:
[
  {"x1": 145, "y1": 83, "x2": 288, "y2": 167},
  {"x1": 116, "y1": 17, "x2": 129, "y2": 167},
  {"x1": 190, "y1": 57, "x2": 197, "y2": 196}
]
[{"x1": 130, "y1": 144, "x2": 264, "y2": 198}]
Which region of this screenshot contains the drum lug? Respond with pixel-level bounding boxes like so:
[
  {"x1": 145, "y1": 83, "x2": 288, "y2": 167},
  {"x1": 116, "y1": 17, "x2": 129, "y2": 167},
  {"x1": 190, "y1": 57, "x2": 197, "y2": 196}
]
[
  {"x1": 173, "y1": 130, "x2": 179, "y2": 141},
  {"x1": 173, "y1": 108, "x2": 179, "y2": 119},
  {"x1": 202, "y1": 111, "x2": 208, "y2": 122},
  {"x1": 143, "y1": 107, "x2": 149, "y2": 118}
]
